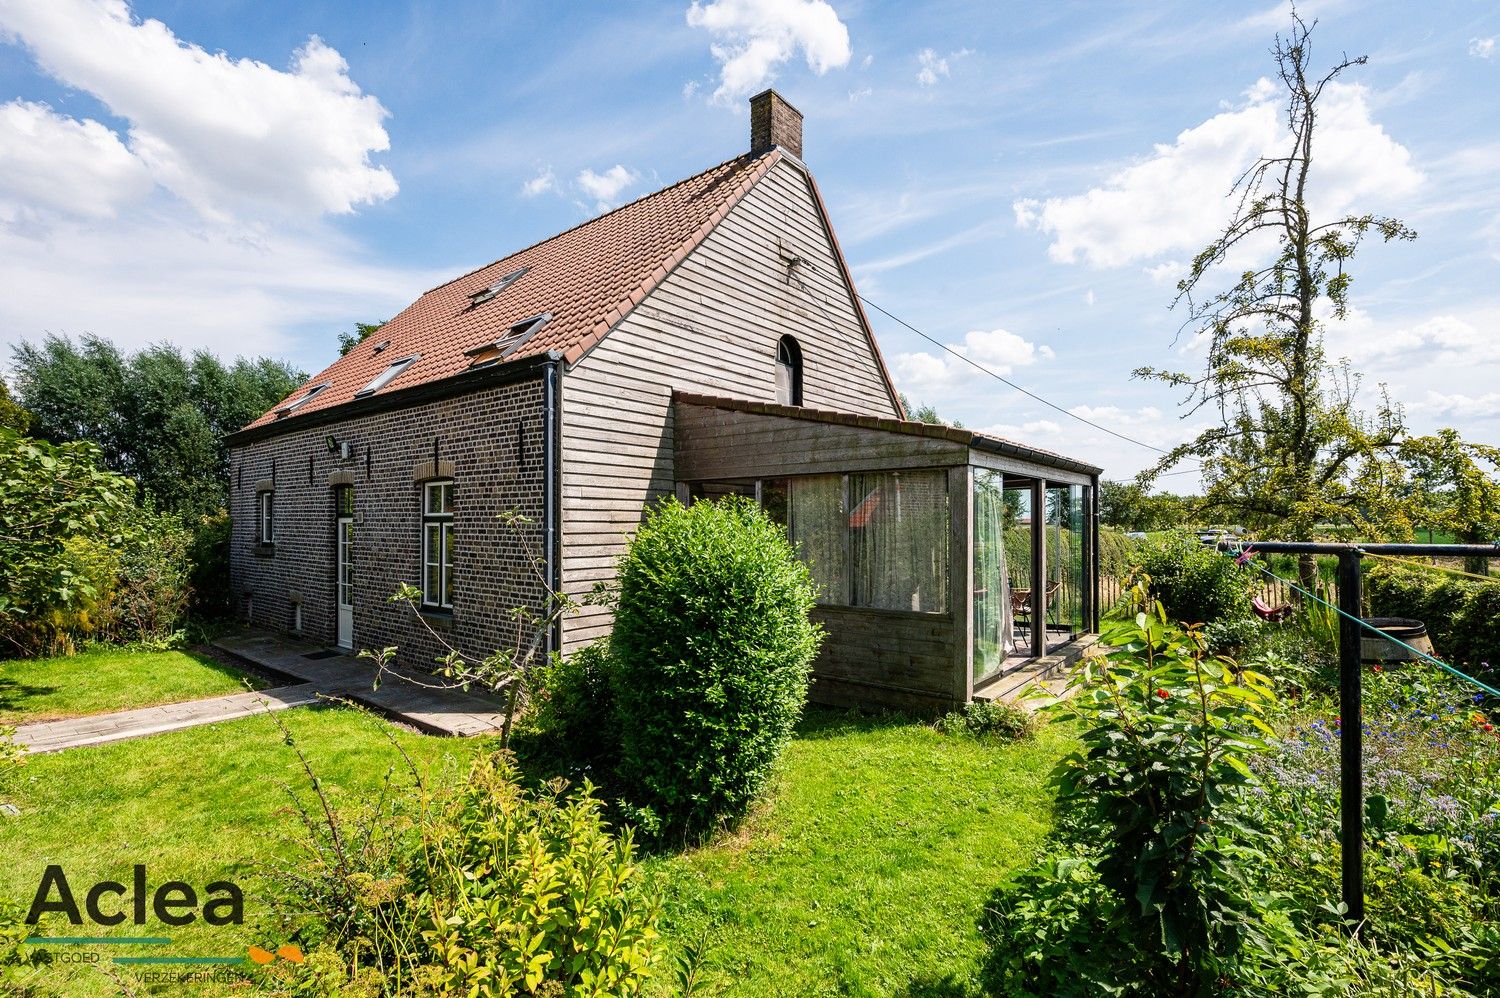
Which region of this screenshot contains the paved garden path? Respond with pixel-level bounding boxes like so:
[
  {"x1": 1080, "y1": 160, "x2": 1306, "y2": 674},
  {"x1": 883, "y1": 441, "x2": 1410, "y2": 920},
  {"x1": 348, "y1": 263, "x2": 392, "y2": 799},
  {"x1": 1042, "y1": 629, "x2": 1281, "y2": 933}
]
[
  {"x1": 14, "y1": 683, "x2": 322, "y2": 754},
  {"x1": 12, "y1": 631, "x2": 511, "y2": 754},
  {"x1": 212, "y1": 630, "x2": 510, "y2": 738}
]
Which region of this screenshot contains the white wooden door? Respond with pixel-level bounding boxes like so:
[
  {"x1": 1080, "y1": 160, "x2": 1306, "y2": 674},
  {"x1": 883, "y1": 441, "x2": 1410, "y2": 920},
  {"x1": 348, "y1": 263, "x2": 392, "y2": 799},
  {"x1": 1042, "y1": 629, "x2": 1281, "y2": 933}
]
[{"x1": 336, "y1": 514, "x2": 354, "y2": 649}]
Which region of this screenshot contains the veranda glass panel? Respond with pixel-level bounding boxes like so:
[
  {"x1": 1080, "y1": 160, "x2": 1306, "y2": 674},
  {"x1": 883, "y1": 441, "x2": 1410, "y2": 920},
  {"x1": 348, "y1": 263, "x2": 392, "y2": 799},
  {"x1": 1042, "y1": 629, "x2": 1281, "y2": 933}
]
[
  {"x1": 973, "y1": 470, "x2": 1013, "y2": 682},
  {"x1": 787, "y1": 475, "x2": 849, "y2": 604},
  {"x1": 1046, "y1": 484, "x2": 1086, "y2": 646},
  {"x1": 849, "y1": 470, "x2": 948, "y2": 613}
]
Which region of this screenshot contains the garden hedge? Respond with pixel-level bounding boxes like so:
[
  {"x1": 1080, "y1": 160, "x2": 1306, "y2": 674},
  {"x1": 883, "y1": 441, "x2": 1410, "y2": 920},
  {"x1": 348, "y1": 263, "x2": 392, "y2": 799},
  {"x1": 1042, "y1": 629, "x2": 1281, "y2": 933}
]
[{"x1": 1365, "y1": 563, "x2": 1500, "y2": 682}]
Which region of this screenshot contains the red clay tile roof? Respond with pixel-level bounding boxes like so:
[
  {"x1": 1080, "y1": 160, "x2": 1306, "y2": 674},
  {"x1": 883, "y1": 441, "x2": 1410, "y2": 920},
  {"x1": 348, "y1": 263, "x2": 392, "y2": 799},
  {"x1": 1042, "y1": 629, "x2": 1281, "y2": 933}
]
[{"x1": 244, "y1": 151, "x2": 781, "y2": 430}]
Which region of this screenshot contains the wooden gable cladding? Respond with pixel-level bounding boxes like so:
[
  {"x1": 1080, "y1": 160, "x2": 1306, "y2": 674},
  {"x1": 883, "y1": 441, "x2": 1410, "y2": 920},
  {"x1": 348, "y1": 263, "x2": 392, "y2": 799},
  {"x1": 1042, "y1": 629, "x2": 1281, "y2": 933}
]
[{"x1": 674, "y1": 396, "x2": 967, "y2": 481}]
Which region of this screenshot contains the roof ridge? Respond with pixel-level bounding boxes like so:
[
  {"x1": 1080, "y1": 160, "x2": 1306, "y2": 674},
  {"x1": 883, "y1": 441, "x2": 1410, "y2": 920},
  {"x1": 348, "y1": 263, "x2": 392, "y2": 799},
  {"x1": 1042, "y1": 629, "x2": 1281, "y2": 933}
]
[{"x1": 420, "y1": 151, "x2": 770, "y2": 298}]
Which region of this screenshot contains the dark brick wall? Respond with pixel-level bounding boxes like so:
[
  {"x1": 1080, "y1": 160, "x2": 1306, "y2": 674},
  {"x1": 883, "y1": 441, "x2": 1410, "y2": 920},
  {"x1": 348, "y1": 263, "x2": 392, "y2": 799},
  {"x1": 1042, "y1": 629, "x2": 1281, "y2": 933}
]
[{"x1": 228, "y1": 378, "x2": 549, "y2": 671}]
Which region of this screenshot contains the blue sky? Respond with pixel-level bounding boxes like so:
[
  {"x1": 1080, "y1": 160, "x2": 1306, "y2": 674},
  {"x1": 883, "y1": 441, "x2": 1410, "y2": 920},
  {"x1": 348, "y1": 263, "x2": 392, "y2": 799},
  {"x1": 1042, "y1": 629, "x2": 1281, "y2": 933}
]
[{"x1": 1, "y1": 0, "x2": 1496, "y2": 482}]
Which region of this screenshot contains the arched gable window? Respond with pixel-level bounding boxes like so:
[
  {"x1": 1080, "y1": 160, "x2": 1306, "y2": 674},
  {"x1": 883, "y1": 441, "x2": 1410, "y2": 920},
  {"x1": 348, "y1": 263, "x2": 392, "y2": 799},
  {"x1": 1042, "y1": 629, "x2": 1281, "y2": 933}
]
[{"x1": 775, "y1": 335, "x2": 803, "y2": 406}]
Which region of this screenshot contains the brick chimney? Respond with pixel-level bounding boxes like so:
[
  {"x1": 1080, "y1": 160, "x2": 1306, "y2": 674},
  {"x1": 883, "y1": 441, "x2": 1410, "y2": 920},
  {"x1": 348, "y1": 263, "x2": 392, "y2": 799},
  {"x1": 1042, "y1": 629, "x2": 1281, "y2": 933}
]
[{"x1": 749, "y1": 89, "x2": 803, "y2": 159}]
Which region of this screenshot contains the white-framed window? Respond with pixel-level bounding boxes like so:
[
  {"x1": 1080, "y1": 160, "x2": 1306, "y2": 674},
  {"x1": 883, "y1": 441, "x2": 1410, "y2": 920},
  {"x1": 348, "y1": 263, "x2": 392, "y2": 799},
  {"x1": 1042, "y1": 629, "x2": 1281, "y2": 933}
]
[
  {"x1": 355, "y1": 354, "x2": 420, "y2": 397},
  {"x1": 422, "y1": 480, "x2": 455, "y2": 610},
  {"x1": 258, "y1": 491, "x2": 275, "y2": 544}
]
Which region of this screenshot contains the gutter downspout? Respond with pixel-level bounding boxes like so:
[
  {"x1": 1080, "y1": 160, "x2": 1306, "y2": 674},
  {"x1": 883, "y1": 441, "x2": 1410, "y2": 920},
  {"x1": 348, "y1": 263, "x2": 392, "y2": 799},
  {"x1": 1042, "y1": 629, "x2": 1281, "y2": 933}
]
[{"x1": 543, "y1": 353, "x2": 563, "y2": 656}]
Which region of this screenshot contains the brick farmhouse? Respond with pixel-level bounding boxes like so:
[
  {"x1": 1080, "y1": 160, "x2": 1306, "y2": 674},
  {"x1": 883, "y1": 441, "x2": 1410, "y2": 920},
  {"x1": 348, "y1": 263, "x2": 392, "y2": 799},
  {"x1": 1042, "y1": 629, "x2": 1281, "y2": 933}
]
[{"x1": 226, "y1": 91, "x2": 1103, "y2": 712}]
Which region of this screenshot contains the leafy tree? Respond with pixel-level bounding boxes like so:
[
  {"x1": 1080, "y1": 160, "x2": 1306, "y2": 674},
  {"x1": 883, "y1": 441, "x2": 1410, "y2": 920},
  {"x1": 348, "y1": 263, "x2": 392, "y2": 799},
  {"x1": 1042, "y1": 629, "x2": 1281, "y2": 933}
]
[
  {"x1": 9, "y1": 334, "x2": 304, "y2": 517},
  {"x1": 336, "y1": 321, "x2": 386, "y2": 356},
  {"x1": 899, "y1": 392, "x2": 963, "y2": 428},
  {"x1": 1400, "y1": 429, "x2": 1500, "y2": 573},
  {"x1": 1135, "y1": 14, "x2": 1416, "y2": 587},
  {"x1": 1099, "y1": 480, "x2": 1193, "y2": 532},
  {"x1": 0, "y1": 378, "x2": 33, "y2": 434}
]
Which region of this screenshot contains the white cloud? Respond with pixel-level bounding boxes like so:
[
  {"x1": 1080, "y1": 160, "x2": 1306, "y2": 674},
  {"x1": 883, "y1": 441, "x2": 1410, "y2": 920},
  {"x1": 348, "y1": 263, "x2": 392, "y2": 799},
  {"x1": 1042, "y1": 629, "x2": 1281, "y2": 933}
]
[
  {"x1": 521, "y1": 167, "x2": 559, "y2": 198},
  {"x1": 1014, "y1": 80, "x2": 1422, "y2": 267},
  {"x1": 1469, "y1": 37, "x2": 1495, "y2": 59},
  {"x1": 682, "y1": 79, "x2": 701, "y2": 100},
  {"x1": 1144, "y1": 260, "x2": 1186, "y2": 285},
  {"x1": 982, "y1": 419, "x2": 1063, "y2": 439},
  {"x1": 1408, "y1": 390, "x2": 1500, "y2": 421},
  {"x1": 0, "y1": 99, "x2": 152, "y2": 219},
  {"x1": 0, "y1": 204, "x2": 439, "y2": 368},
  {"x1": 1084, "y1": 289, "x2": 1096, "y2": 306},
  {"x1": 0, "y1": 0, "x2": 395, "y2": 222},
  {"x1": 848, "y1": 86, "x2": 872, "y2": 102},
  {"x1": 0, "y1": 1, "x2": 418, "y2": 375},
  {"x1": 916, "y1": 48, "x2": 948, "y2": 86},
  {"x1": 576, "y1": 165, "x2": 639, "y2": 210},
  {"x1": 892, "y1": 327, "x2": 1053, "y2": 395},
  {"x1": 685, "y1": 0, "x2": 851, "y2": 102},
  {"x1": 1331, "y1": 313, "x2": 1500, "y2": 366}
]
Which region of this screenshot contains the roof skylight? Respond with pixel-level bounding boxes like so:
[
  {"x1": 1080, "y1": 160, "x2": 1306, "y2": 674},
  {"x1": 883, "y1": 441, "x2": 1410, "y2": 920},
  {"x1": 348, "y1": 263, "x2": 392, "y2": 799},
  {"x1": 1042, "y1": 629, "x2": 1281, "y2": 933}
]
[
  {"x1": 355, "y1": 355, "x2": 420, "y2": 397},
  {"x1": 275, "y1": 382, "x2": 330, "y2": 418},
  {"x1": 467, "y1": 266, "x2": 529, "y2": 307},
  {"x1": 464, "y1": 313, "x2": 551, "y2": 368}
]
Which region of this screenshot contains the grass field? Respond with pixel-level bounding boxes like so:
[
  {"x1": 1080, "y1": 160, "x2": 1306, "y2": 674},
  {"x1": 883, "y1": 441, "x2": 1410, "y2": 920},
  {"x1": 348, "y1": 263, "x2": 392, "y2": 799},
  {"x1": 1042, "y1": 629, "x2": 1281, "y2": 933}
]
[
  {"x1": 650, "y1": 711, "x2": 1072, "y2": 996},
  {"x1": 0, "y1": 648, "x2": 265, "y2": 724},
  {"x1": 0, "y1": 653, "x2": 1072, "y2": 997},
  {"x1": 1, "y1": 705, "x2": 480, "y2": 997}
]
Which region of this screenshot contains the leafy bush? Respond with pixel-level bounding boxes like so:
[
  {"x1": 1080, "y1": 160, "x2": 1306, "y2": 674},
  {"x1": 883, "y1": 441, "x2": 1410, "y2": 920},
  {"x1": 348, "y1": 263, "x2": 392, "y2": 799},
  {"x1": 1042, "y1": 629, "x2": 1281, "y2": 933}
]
[
  {"x1": 1203, "y1": 615, "x2": 1261, "y2": 654},
  {"x1": 270, "y1": 732, "x2": 661, "y2": 996},
  {"x1": 188, "y1": 509, "x2": 233, "y2": 619},
  {"x1": 103, "y1": 506, "x2": 192, "y2": 646},
  {"x1": 609, "y1": 497, "x2": 822, "y2": 842},
  {"x1": 0, "y1": 428, "x2": 135, "y2": 656},
  {"x1": 989, "y1": 593, "x2": 1288, "y2": 994},
  {"x1": 514, "y1": 640, "x2": 619, "y2": 782},
  {"x1": 935, "y1": 698, "x2": 1038, "y2": 742},
  {"x1": 1097, "y1": 525, "x2": 1137, "y2": 579},
  {"x1": 1366, "y1": 563, "x2": 1500, "y2": 682},
  {"x1": 1132, "y1": 532, "x2": 1255, "y2": 625}
]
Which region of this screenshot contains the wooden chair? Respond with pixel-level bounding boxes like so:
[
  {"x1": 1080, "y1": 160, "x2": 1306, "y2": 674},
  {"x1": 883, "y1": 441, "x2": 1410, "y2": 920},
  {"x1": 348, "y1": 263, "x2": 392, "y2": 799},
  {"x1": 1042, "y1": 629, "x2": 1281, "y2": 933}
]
[{"x1": 1009, "y1": 588, "x2": 1031, "y2": 655}]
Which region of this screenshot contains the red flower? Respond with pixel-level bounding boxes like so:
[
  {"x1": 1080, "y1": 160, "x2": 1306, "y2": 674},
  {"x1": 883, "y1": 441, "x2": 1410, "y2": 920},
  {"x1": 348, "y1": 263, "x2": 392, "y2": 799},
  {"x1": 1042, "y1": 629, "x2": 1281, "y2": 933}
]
[
  {"x1": 1486, "y1": 724, "x2": 1495, "y2": 733},
  {"x1": 1156, "y1": 689, "x2": 1170, "y2": 699},
  {"x1": 1371, "y1": 664, "x2": 1384, "y2": 673}
]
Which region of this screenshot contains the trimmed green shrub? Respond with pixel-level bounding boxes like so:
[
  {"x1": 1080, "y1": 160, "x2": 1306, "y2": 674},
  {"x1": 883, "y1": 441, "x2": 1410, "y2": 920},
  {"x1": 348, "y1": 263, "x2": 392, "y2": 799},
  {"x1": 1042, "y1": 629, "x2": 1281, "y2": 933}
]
[
  {"x1": 1133, "y1": 531, "x2": 1255, "y2": 626},
  {"x1": 609, "y1": 496, "x2": 822, "y2": 842},
  {"x1": 935, "y1": 699, "x2": 1038, "y2": 742},
  {"x1": 1366, "y1": 563, "x2": 1500, "y2": 681}
]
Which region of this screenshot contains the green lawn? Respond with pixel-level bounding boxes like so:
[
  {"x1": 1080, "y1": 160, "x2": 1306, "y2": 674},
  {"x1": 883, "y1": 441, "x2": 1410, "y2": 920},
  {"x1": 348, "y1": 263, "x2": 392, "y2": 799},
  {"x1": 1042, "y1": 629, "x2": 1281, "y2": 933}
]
[
  {"x1": 1, "y1": 696, "x2": 1072, "y2": 996},
  {"x1": 0, "y1": 705, "x2": 482, "y2": 997},
  {"x1": 649, "y1": 711, "x2": 1074, "y2": 996},
  {"x1": 0, "y1": 647, "x2": 264, "y2": 724}
]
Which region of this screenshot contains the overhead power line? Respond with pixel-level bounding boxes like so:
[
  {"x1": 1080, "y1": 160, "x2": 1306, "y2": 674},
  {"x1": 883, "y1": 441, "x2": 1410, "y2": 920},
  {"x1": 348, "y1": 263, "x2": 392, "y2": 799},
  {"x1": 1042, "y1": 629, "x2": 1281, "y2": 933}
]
[{"x1": 857, "y1": 292, "x2": 1202, "y2": 468}]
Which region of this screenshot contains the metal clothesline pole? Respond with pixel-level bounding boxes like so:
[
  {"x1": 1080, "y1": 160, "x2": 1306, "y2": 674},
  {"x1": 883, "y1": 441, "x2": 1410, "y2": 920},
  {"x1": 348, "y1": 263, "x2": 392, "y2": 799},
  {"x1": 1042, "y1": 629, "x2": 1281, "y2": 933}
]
[{"x1": 1215, "y1": 538, "x2": 1500, "y2": 926}]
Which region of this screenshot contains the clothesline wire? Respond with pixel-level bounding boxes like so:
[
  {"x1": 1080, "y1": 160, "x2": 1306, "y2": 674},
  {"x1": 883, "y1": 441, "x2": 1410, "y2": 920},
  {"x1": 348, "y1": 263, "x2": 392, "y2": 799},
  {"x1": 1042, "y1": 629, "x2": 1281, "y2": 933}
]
[
  {"x1": 856, "y1": 293, "x2": 1202, "y2": 466},
  {"x1": 1227, "y1": 544, "x2": 1500, "y2": 700}
]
